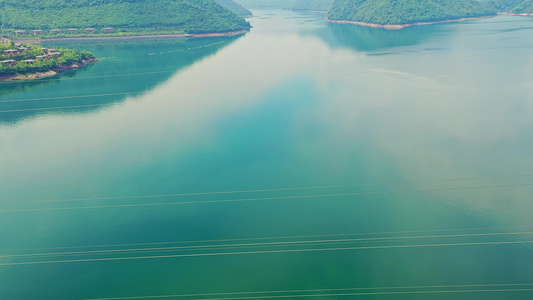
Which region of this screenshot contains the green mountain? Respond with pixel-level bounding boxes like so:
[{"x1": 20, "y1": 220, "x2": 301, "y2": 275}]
[
  {"x1": 328, "y1": 0, "x2": 497, "y2": 25},
  {"x1": 236, "y1": 0, "x2": 333, "y2": 11},
  {"x1": 0, "y1": 0, "x2": 250, "y2": 34},
  {"x1": 486, "y1": 0, "x2": 533, "y2": 13},
  {"x1": 215, "y1": 0, "x2": 252, "y2": 16}
]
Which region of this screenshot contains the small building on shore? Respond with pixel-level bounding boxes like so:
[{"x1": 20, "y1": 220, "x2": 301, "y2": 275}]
[
  {"x1": 48, "y1": 49, "x2": 60, "y2": 55},
  {"x1": 4, "y1": 49, "x2": 18, "y2": 56},
  {"x1": 25, "y1": 59, "x2": 35, "y2": 65},
  {"x1": 85, "y1": 28, "x2": 96, "y2": 33},
  {"x1": 15, "y1": 30, "x2": 27, "y2": 36},
  {"x1": 41, "y1": 48, "x2": 48, "y2": 53},
  {"x1": 103, "y1": 27, "x2": 114, "y2": 33},
  {"x1": 33, "y1": 30, "x2": 44, "y2": 35},
  {"x1": 68, "y1": 29, "x2": 78, "y2": 34},
  {"x1": 1, "y1": 60, "x2": 17, "y2": 66},
  {"x1": 36, "y1": 55, "x2": 50, "y2": 60},
  {"x1": 50, "y1": 29, "x2": 63, "y2": 34}
]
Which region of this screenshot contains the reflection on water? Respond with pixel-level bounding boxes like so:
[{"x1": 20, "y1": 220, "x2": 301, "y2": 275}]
[
  {"x1": 0, "y1": 63, "x2": 95, "y2": 98},
  {"x1": 0, "y1": 36, "x2": 243, "y2": 124},
  {"x1": 323, "y1": 22, "x2": 442, "y2": 52}
]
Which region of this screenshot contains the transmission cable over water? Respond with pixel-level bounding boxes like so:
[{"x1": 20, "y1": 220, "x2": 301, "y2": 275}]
[
  {"x1": 4, "y1": 224, "x2": 532, "y2": 252},
  {"x1": 2, "y1": 240, "x2": 533, "y2": 266},
  {"x1": 98, "y1": 288, "x2": 533, "y2": 299},
  {"x1": 83, "y1": 283, "x2": 533, "y2": 300},
  {"x1": 2, "y1": 182, "x2": 532, "y2": 213},
  {"x1": 6, "y1": 173, "x2": 533, "y2": 205},
  {"x1": 3, "y1": 58, "x2": 533, "y2": 108},
  {"x1": 2, "y1": 231, "x2": 532, "y2": 259},
  {"x1": 0, "y1": 49, "x2": 530, "y2": 85}
]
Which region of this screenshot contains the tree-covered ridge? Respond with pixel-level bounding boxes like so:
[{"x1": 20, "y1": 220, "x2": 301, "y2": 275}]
[
  {"x1": 328, "y1": 0, "x2": 497, "y2": 25},
  {"x1": 0, "y1": 0, "x2": 250, "y2": 34},
  {"x1": 215, "y1": 0, "x2": 252, "y2": 16},
  {"x1": 1, "y1": 42, "x2": 95, "y2": 75},
  {"x1": 486, "y1": 0, "x2": 533, "y2": 13},
  {"x1": 235, "y1": 0, "x2": 334, "y2": 11}
]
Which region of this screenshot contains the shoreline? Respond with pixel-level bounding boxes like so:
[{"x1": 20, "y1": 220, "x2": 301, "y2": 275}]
[
  {"x1": 0, "y1": 58, "x2": 97, "y2": 82},
  {"x1": 326, "y1": 15, "x2": 497, "y2": 29},
  {"x1": 12, "y1": 29, "x2": 249, "y2": 43},
  {"x1": 499, "y1": 12, "x2": 533, "y2": 16}
]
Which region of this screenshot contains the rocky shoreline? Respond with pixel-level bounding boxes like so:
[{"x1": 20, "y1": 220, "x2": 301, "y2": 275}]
[
  {"x1": 0, "y1": 58, "x2": 98, "y2": 81},
  {"x1": 326, "y1": 15, "x2": 497, "y2": 29}
]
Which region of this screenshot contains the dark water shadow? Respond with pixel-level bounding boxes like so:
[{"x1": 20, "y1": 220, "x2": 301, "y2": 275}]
[
  {"x1": 0, "y1": 35, "x2": 243, "y2": 125},
  {"x1": 317, "y1": 22, "x2": 443, "y2": 52}
]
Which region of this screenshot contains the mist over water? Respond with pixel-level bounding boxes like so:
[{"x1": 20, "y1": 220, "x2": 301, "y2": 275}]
[{"x1": 0, "y1": 10, "x2": 533, "y2": 300}]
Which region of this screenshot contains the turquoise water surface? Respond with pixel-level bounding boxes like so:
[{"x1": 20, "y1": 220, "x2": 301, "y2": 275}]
[{"x1": 1, "y1": 10, "x2": 533, "y2": 300}]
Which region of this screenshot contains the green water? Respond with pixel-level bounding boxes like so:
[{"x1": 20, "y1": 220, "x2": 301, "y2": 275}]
[{"x1": 1, "y1": 10, "x2": 533, "y2": 300}]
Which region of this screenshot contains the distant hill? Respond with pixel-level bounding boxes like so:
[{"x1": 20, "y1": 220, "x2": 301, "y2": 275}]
[
  {"x1": 0, "y1": 0, "x2": 250, "y2": 34},
  {"x1": 284, "y1": 0, "x2": 334, "y2": 11},
  {"x1": 236, "y1": 0, "x2": 333, "y2": 11},
  {"x1": 235, "y1": 0, "x2": 285, "y2": 8},
  {"x1": 215, "y1": 0, "x2": 252, "y2": 16},
  {"x1": 485, "y1": 0, "x2": 533, "y2": 13},
  {"x1": 328, "y1": 0, "x2": 497, "y2": 26}
]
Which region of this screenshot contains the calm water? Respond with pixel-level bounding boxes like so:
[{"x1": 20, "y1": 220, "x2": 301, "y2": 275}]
[{"x1": 1, "y1": 10, "x2": 533, "y2": 300}]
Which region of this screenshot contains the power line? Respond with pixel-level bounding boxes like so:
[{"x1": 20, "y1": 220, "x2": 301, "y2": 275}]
[
  {"x1": 0, "y1": 48, "x2": 525, "y2": 86},
  {"x1": 158, "y1": 289, "x2": 533, "y2": 299},
  {"x1": 4, "y1": 224, "x2": 529, "y2": 253},
  {"x1": 0, "y1": 91, "x2": 145, "y2": 103},
  {"x1": 2, "y1": 240, "x2": 532, "y2": 266},
  {"x1": 2, "y1": 56, "x2": 533, "y2": 107},
  {"x1": 0, "y1": 103, "x2": 110, "y2": 113},
  {"x1": 0, "y1": 70, "x2": 177, "y2": 85},
  {"x1": 2, "y1": 231, "x2": 531, "y2": 259},
  {"x1": 2, "y1": 182, "x2": 532, "y2": 213},
  {"x1": 83, "y1": 283, "x2": 533, "y2": 300},
  {"x1": 7, "y1": 174, "x2": 533, "y2": 205}
]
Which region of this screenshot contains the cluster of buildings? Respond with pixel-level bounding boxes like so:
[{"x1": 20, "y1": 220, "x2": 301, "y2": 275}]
[
  {"x1": 2, "y1": 46, "x2": 61, "y2": 67},
  {"x1": 14, "y1": 28, "x2": 115, "y2": 36}
]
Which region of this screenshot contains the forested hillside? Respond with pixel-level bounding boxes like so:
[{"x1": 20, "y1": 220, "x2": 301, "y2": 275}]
[
  {"x1": 215, "y1": 0, "x2": 252, "y2": 16},
  {"x1": 328, "y1": 0, "x2": 497, "y2": 25},
  {"x1": 486, "y1": 0, "x2": 533, "y2": 13},
  {"x1": 0, "y1": 0, "x2": 250, "y2": 34}
]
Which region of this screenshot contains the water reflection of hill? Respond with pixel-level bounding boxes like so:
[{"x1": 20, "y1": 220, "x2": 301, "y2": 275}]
[
  {"x1": 0, "y1": 36, "x2": 242, "y2": 124},
  {"x1": 320, "y1": 22, "x2": 442, "y2": 52}
]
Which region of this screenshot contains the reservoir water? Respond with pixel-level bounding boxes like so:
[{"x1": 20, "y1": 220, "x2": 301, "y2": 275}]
[{"x1": 1, "y1": 10, "x2": 533, "y2": 299}]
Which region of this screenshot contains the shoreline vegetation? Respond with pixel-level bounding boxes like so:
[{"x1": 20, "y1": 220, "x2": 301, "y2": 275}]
[
  {"x1": 326, "y1": 15, "x2": 497, "y2": 29},
  {"x1": 327, "y1": 0, "x2": 498, "y2": 29},
  {"x1": 10, "y1": 30, "x2": 250, "y2": 44},
  {"x1": 0, "y1": 0, "x2": 251, "y2": 38},
  {"x1": 0, "y1": 42, "x2": 97, "y2": 81},
  {"x1": 0, "y1": 58, "x2": 97, "y2": 81}
]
